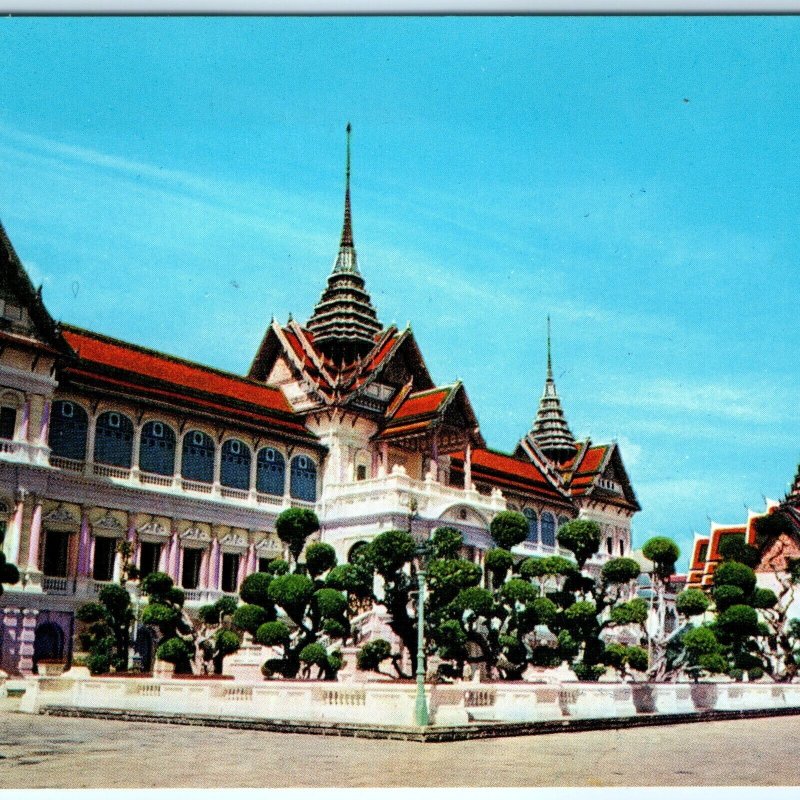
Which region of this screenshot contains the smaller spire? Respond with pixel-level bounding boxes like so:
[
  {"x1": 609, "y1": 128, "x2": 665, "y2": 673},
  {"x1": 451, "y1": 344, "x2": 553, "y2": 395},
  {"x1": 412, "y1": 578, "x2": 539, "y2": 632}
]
[
  {"x1": 546, "y1": 314, "x2": 553, "y2": 379},
  {"x1": 334, "y1": 122, "x2": 358, "y2": 274}
]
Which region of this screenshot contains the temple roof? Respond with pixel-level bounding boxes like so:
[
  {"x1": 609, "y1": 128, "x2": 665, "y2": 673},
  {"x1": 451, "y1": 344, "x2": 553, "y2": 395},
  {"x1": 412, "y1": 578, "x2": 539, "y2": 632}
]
[
  {"x1": 305, "y1": 124, "x2": 382, "y2": 363},
  {"x1": 560, "y1": 440, "x2": 641, "y2": 511},
  {"x1": 61, "y1": 325, "x2": 315, "y2": 441}
]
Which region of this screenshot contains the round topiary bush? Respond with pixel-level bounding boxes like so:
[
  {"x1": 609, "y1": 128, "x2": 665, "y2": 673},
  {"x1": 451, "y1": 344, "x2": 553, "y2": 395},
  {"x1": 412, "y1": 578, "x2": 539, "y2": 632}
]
[
  {"x1": 268, "y1": 573, "x2": 315, "y2": 614},
  {"x1": 484, "y1": 548, "x2": 514, "y2": 582},
  {"x1": 490, "y1": 511, "x2": 528, "y2": 551},
  {"x1": 322, "y1": 618, "x2": 348, "y2": 639},
  {"x1": 717, "y1": 604, "x2": 760, "y2": 637},
  {"x1": 239, "y1": 572, "x2": 273, "y2": 608},
  {"x1": 451, "y1": 587, "x2": 494, "y2": 618},
  {"x1": 682, "y1": 626, "x2": 719, "y2": 656},
  {"x1": 500, "y1": 578, "x2": 537, "y2": 605},
  {"x1": 213, "y1": 595, "x2": 239, "y2": 618},
  {"x1": 431, "y1": 527, "x2": 463, "y2": 560},
  {"x1": 232, "y1": 603, "x2": 269, "y2": 635},
  {"x1": 675, "y1": 588, "x2": 711, "y2": 617},
  {"x1": 214, "y1": 628, "x2": 242, "y2": 656},
  {"x1": 557, "y1": 520, "x2": 602, "y2": 567},
  {"x1": 305, "y1": 542, "x2": 337, "y2": 577},
  {"x1": 141, "y1": 571, "x2": 174, "y2": 597},
  {"x1": 265, "y1": 559, "x2": 290, "y2": 575},
  {"x1": 601, "y1": 557, "x2": 641, "y2": 584},
  {"x1": 713, "y1": 561, "x2": 757, "y2": 595},
  {"x1": 298, "y1": 642, "x2": 329, "y2": 667},
  {"x1": 166, "y1": 586, "x2": 186, "y2": 607},
  {"x1": 642, "y1": 537, "x2": 680, "y2": 578},
  {"x1": 368, "y1": 530, "x2": 416, "y2": 577},
  {"x1": 98, "y1": 583, "x2": 131, "y2": 614},
  {"x1": 751, "y1": 587, "x2": 779, "y2": 609},
  {"x1": 531, "y1": 596, "x2": 558, "y2": 626},
  {"x1": 712, "y1": 584, "x2": 745, "y2": 611},
  {"x1": 141, "y1": 602, "x2": 180, "y2": 628},
  {"x1": 75, "y1": 602, "x2": 107, "y2": 624},
  {"x1": 313, "y1": 588, "x2": 348, "y2": 620},
  {"x1": 254, "y1": 620, "x2": 291, "y2": 648},
  {"x1": 356, "y1": 638, "x2": 392, "y2": 671},
  {"x1": 155, "y1": 636, "x2": 192, "y2": 664}
]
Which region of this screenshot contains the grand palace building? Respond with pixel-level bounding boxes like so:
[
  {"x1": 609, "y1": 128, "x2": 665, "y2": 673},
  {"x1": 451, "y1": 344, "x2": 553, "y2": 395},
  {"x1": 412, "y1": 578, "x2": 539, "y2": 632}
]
[{"x1": 0, "y1": 128, "x2": 640, "y2": 675}]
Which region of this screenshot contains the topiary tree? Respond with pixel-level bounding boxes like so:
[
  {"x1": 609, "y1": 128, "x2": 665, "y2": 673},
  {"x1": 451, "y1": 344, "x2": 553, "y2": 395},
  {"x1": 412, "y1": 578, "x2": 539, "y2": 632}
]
[
  {"x1": 557, "y1": 520, "x2": 602, "y2": 569},
  {"x1": 195, "y1": 595, "x2": 244, "y2": 675},
  {"x1": 275, "y1": 507, "x2": 320, "y2": 567},
  {"x1": 141, "y1": 571, "x2": 195, "y2": 673},
  {"x1": 489, "y1": 511, "x2": 528, "y2": 551},
  {"x1": 76, "y1": 583, "x2": 134, "y2": 674}
]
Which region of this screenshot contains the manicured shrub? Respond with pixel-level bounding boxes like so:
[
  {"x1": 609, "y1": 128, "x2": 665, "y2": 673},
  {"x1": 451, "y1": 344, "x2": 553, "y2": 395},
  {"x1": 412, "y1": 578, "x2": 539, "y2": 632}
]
[
  {"x1": 97, "y1": 583, "x2": 131, "y2": 614},
  {"x1": 214, "y1": 629, "x2": 242, "y2": 656},
  {"x1": 313, "y1": 588, "x2": 348, "y2": 620},
  {"x1": 166, "y1": 587, "x2": 185, "y2": 607},
  {"x1": 305, "y1": 542, "x2": 337, "y2": 578},
  {"x1": 609, "y1": 598, "x2": 648, "y2": 626},
  {"x1": 500, "y1": 578, "x2": 537, "y2": 605},
  {"x1": 531, "y1": 596, "x2": 558, "y2": 626},
  {"x1": 357, "y1": 638, "x2": 392, "y2": 671},
  {"x1": 751, "y1": 587, "x2": 779, "y2": 609},
  {"x1": 141, "y1": 571, "x2": 173, "y2": 597},
  {"x1": 142, "y1": 603, "x2": 180, "y2": 628},
  {"x1": 232, "y1": 604, "x2": 268, "y2": 635},
  {"x1": 214, "y1": 595, "x2": 239, "y2": 618},
  {"x1": 275, "y1": 507, "x2": 320, "y2": 563},
  {"x1": 572, "y1": 662, "x2": 606, "y2": 681},
  {"x1": 451, "y1": 587, "x2": 494, "y2": 618},
  {"x1": 484, "y1": 548, "x2": 514, "y2": 583},
  {"x1": 601, "y1": 557, "x2": 641, "y2": 584},
  {"x1": 642, "y1": 537, "x2": 680, "y2": 579},
  {"x1": 86, "y1": 652, "x2": 111, "y2": 675},
  {"x1": 268, "y1": 573, "x2": 315, "y2": 613},
  {"x1": 682, "y1": 626, "x2": 719, "y2": 656},
  {"x1": 490, "y1": 511, "x2": 528, "y2": 551},
  {"x1": 564, "y1": 601, "x2": 598, "y2": 632},
  {"x1": 558, "y1": 520, "x2": 602, "y2": 567},
  {"x1": 713, "y1": 561, "x2": 757, "y2": 595},
  {"x1": 430, "y1": 527, "x2": 463, "y2": 560},
  {"x1": 156, "y1": 636, "x2": 193, "y2": 664},
  {"x1": 368, "y1": 530, "x2": 416, "y2": 577},
  {"x1": 322, "y1": 619, "x2": 347, "y2": 639},
  {"x1": 298, "y1": 642, "x2": 329, "y2": 667},
  {"x1": 254, "y1": 621, "x2": 291, "y2": 648},
  {"x1": 76, "y1": 602, "x2": 107, "y2": 624},
  {"x1": 239, "y1": 572, "x2": 273, "y2": 608},
  {"x1": 675, "y1": 588, "x2": 710, "y2": 617},
  {"x1": 717, "y1": 604, "x2": 760, "y2": 637},
  {"x1": 713, "y1": 584, "x2": 745, "y2": 611},
  {"x1": 265, "y1": 558, "x2": 290, "y2": 575}
]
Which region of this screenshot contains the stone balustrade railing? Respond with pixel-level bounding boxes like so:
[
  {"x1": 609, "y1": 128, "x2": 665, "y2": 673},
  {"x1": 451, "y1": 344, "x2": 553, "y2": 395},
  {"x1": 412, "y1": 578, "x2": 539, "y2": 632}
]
[{"x1": 18, "y1": 674, "x2": 800, "y2": 728}]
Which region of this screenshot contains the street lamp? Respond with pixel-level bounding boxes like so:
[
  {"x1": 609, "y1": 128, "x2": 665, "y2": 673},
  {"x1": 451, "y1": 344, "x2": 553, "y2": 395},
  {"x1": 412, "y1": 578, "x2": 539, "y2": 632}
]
[{"x1": 409, "y1": 499, "x2": 429, "y2": 727}]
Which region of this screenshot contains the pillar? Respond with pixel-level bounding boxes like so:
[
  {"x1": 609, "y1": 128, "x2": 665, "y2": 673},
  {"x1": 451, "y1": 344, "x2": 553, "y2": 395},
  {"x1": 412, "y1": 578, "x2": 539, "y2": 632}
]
[
  {"x1": 199, "y1": 547, "x2": 210, "y2": 589},
  {"x1": 26, "y1": 499, "x2": 43, "y2": 571},
  {"x1": 168, "y1": 525, "x2": 180, "y2": 583},
  {"x1": 213, "y1": 441, "x2": 222, "y2": 489},
  {"x1": 464, "y1": 442, "x2": 472, "y2": 491},
  {"x1": 209, "y1": 536, "x2": 221, "y2": 590},
  {"x1": 85, "y1": 413, "x2": 97, "y2": 465},
  {"x1": 112, "y1": 545, "x2": 123, "y2": 583},
  {"x1": 2, "y1": 492, "x2": 25, "y2": 565},
  {"x1": 18, "y1": 397, "x2": 30, "y2": 442},
  {"x1": 77, "y1": 509, "x2": 91, "y2": 577},
  {"x1": 38, "y1": 399, "x2": 51, "y2": 446},
  {"x1": 380, "y1": 441, "x2": 389, "y2": 477},
  {"x1": 237, "y1": 545, "x2": 251, "y2": 588},
  {"x1": 158, "y1": 537, "x2": 170, "y2": 573},
  {"x1": 131, "y1": 424, "x2": 142, "y2": 475}
]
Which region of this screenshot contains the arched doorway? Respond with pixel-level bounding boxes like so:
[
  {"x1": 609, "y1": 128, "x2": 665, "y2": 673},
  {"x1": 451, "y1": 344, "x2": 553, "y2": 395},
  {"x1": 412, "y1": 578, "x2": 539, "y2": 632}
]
[{"x1": 33, "y1": 622, "x2": 65, "y2": 672}]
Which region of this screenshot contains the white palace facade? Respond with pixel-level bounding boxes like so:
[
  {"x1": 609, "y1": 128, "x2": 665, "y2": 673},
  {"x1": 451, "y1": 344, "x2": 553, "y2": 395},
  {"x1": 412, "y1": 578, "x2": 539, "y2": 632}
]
[{"x1": 0, "y1": 129, "x2": 639, "y2": 675}]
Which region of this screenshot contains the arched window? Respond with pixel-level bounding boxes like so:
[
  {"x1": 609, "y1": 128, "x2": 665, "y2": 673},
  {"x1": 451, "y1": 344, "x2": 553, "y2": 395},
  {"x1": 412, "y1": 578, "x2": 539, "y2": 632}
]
[
  {"x1": 619, "y1": 539, "x2": 625, "y2": 556},
  {"x1": 523, "y1": 508, "x2": 538, "y2": 543},
  {"x1": 290, "y1": 455, "x2": 317, "y2": 502},
  {"x1": 181, "y1": 430, "x2": 214, "y2": 483},
  {"x1": 49, "y1": 401, "x2": 89, "y2": 461},
  {"x1": 256, "y1": 448, "x2": 285, "y2": 496},
  {"x1": 557, "y1": 515, "x2": 570, "y2": 530},
  {"x1": 607, "y1": 537, "x2": 613, "y2": 555},
  {"x1": 221, "y1": 439, "x2": 251, "y2": 490},
  {"x1": 93, "y1": 411, "x2": 134, "y2": 467},
  {"x1": 541, "y1": 512, "x2": 556, "y2": 548},
  {"x1": 139, "y1": 421, "x2": 176, "y2": 476}
]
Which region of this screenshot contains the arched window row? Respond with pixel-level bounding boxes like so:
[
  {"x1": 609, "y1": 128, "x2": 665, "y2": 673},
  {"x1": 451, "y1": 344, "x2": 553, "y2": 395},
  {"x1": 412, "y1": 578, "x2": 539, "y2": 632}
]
[
  {"x1": 47, "y1": 405, "x2": 316, "y2": 500},
  {"x1": 521, "y1": 508, "x2": 573, "y2": 548}
]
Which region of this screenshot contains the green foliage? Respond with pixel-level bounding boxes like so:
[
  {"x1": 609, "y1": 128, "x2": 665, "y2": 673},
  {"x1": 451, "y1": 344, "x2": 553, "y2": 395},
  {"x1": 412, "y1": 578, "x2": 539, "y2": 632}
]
[
  {"x1": 626, "y1": 646, "x2": 649, "y2": 672},
  {"x1": 267, "y1": 573, "x2": 315, "y2": 616},
  {"x1": 254, "y1": 620, "x2": 291, "y2": 648},
  {"x1": 141, "y1": 571, "x2": 173, "y2": 598},
  {"x1": 519, "y1": 555, "x2": 575, "y2": 581},
  {"x1": 214, "y1": 628, "x2": 242, "y2": 656},
  {"x1": 717, "y1": 604, "x2": 760, "y2": 637},
  {"x1": 265, "y1": 558, "x2": 290, "y2": 575},
  {"x1": 322, "y1": 619, "x2": 348, "y2": 639},
  {"x1": 601, "y1": 557, "x2": 641, "y2": 584},
  {"x1": 357, "y1": 638, "x2": 393, "y2": 671},
  {"x1": 275, "y1": 507, "x2": 320, "y2": 563},
  {"x1": 368, "y1": 530, "x2": 416, "y2": 577},
  {"x1": 499, "y1": 634, "x2": 527, "y2": 664},
  {"x1": 166, "y1": 586, "x2": 185, "y2": 607},
  {"x1": 530, "y1": 596, "x2": 558, "y2": 626},
  {"x1": 683, "y1": 626, "x2": 720, "y2": 656},
  {"x1": 490, "y1": 511, "x2": 528, "y2": 551},
  {"x1": 239, "y1": 572, "x2": 273, "y2": 608},
  {"x1": 232, "y1": 604, "x2": 268, "y2": 635},
  {"x1": 718, "y1": 535, "x2": 760, "y2": 568},
  {"x1": 712, "y1": 584, "x2": 745, "y2": 611},
  {"x1": 76, "y1": 602, "x2": 107, "y2": 624},
  {"x1": 86, "y1": 652, "x2": 111, "y2": 675},
  {"x1": 484, "y1": 548, "x2": 514, "y2": 583},
  {"x1": 313, "y1": 588, "x2": 348, "y2": 620},
  {"x1": 557, "y1": 630, "x2": 580, "y2": 659},
  {"x1": 298, "y1": 642, "x2": 329, "y2": 667},
  {"x1": 324, "y1": 563, "x2": 374, "y2": 598},
  {"x1": 609, "y1": 598, "x2": 649, "y2": 626},
  {"x1": 754, "y1": 511, "x2": 792, "y2": 548},
  {"x1": 156, "y1": 636, "x2": 193, "y2": 664},
  {"x1": 713, "y1": 561, "x2": 757, "y2": 595},
  {"x1": 698, "y1": 652, "x2": 728, "y2": 674},
  {"x1": 430, "y1": 527, "x2": 463, "y2": 560},
  {"x1": 564, "y1": 601, "x2": 598, "y2": 633},
  {"x1": 141, "y1": 603, "x2": 180, "y2": 628},
  {"x1": 305, "y1": 542, "x2": 337, "y2": 578},
  {"x1": 451, "y1": 587, "x2": 495, "y2": 618},
  {"x1": 0, "y1": 552, "x2": 20, "y2": 594},
  {"x1": 642, "y1": 536, "x2": 680, "y2": 579},
  {"x1": 675, "y1": 588, "x2": 711, "y2": 617},
  {"x1": 500, "y1": 578, "x2": 537, "y2": 606},
  {"x1": 427, "y1": 558, "x2": 482, "y2": 604},
  {"x1": 97, "y1": 583, "x2": 131, "y2": 614},
  {"x1": 214, "y1": 595, "x2": 239, "y2": 618},
  {"x1": 435, "y1": 619, "x2": 468, "y2": 659},
  {"x1": 749, "y1": 666, "x2": 765, "y2": 681},
  {"x1": 557, "y1": 520, "x2": 602, "y2": 567},
  {"x1": 572, "y1": 662, "x2": 607, "y2": 681},
  {"x1": 751, "y1": 587, "x2": 779, "y2": 609}
]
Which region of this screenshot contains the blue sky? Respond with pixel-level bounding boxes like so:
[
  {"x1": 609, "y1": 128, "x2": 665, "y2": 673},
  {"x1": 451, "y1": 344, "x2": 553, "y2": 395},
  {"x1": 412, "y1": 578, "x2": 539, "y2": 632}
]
[{"x1": 1, "y1": 16, "x2": 799, "y2": 568}]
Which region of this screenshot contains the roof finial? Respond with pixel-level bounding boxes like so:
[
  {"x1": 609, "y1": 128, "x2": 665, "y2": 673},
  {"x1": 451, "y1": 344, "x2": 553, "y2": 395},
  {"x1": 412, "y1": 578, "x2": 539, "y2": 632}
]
[
  {"x1": 337, "y1": 122, "x2": 355, "y2": 257},
  {"x1": 546, "y1": 315, "x2": 553, "y2": 379}
]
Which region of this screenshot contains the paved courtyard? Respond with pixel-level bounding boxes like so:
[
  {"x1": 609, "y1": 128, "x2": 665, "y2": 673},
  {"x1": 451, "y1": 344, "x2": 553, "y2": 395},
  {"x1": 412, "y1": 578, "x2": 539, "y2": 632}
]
[{"x1": 1, "y1": 709, "x2": 799, "y2": 788}]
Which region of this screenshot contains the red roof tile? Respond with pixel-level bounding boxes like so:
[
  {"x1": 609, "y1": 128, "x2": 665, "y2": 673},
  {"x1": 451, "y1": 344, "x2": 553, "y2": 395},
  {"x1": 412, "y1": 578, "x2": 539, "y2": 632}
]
[
  {"x1": 392, "y1": 387, "x2": 452, "y2": 421},
  {"x1": 62, "y1": 327, "x2": 296, "y2": 417}
]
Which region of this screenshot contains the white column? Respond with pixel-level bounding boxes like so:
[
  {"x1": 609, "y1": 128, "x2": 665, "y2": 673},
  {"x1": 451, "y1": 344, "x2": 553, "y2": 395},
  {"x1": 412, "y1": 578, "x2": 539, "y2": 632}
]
[
  {"x1": 38, "y1": 399, "x2": 51, "y2": 446},
  {"x1": 85, "y1": 413, "x2": 97, "y2": 465},
  {"x1": 131, "y1": 423, "x2": 142, "y2": 476},
  {"x1": 2, "y1": 492, "x2": 25, "y2": 565},
  {"x1": 18, "y1": 397, "x2": 31, "y2": 442},
  {"x1": 464, "y1": 442, "x2": 472, "y2": 490},
  {"x1": 213, "y1": 440, "x2": 222, "y2": 492},
  {"x1": 112, "y1": 543, "x2": 123, "y2": 582}
]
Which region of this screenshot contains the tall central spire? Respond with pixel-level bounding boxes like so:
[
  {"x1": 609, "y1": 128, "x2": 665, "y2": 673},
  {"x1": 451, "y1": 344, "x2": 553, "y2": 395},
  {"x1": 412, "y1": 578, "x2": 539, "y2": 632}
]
[
  {"x1": 334, "y1": 122, "x2": 358, "y2": 273},
  {"x1": 307, "y1": 123, "x2": 382, "y2": 364},
  {"x1": 531, "y1": 317, "x2": 578, "y2": 464}
]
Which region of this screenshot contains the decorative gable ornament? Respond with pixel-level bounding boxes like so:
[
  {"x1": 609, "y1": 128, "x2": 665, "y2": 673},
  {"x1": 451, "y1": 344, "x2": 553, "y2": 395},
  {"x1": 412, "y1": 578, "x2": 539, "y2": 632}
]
[
  {"x1": 137, "y1": 520, "x2": 170, "y2": 539},
  {"x1": 219, "y1": 532, "x2": 248, "y2": 550},
  {"x1": 92, "y1": 511, "x2": 125, "y2": 536},
  {"x1": 43, "y1": 505, "x2": 80, "y2": 529},
  {"x1": 181, "y1": 526, "x2": 211, "y2": 543},
  {"x1": 255, "y1": 536, "x2": 283, "y2": 554}
]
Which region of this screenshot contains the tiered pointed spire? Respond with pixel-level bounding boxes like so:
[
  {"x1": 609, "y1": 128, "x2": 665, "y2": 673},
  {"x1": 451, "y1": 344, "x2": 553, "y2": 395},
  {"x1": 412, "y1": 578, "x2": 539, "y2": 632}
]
[
  {"x1": 307, "y1": 123, "x2": 382, "y2": 364},
  {"x1": 788, "y1": 462, "x2": 800, "y2": 503},
  {"x1": 531, "y1": 317, "x2": 578, "y2": 464}
]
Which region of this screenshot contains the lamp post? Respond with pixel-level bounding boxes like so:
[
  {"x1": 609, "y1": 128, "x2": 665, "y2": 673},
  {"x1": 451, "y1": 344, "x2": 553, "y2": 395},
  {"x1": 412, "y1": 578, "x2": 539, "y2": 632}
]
[{"x1": 409, "y1": 499, "x2": 429, "y2": 727}]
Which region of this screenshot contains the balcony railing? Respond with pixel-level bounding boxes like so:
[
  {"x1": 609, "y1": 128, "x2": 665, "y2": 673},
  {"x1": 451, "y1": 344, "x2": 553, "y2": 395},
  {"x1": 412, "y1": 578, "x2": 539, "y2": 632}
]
[{"x1": 42, "y1": 576, "x2": 73, "y2": 594}]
